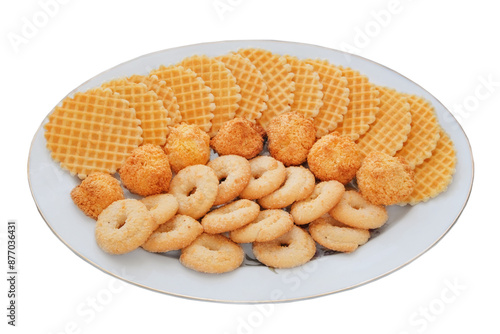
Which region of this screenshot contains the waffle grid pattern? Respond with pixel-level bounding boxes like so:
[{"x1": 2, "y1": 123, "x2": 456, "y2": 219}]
[
  {"x1": 356, "y1": 86, "x2": 411, "y2": 158},
  {"x1": 102, "y1": 80, "x2": 171, "y2": 145},
  {"x1": 216, "y1": 53, "x2": 268, "y2": 123},
  {"x1": 150, "y1": 65, "x2": 215, "y2": 133},
  {"x1": 44, "y1": 88, "x2": 143, "y2": 178},
  {"x1": 286, "y1": 56, "x2": 323, "y2": 119},
  {"x1": 238, "y1": 48, "x2": 295, "y2": 128},
  {"x1": 127, "y1": 74, "x2": 182, "y2": 126},
  {"x1": 402, "y1": 130, "x2": 456, "y2": 205},
  {"x1": 305, "y1": 59, "x2": 350, "y2": 137},
  {"x1": 180, "y1": 55, "x2": 241, "y2": 137},
  {"x1": 395, "y1": 94, "x2": 441, "y2": 168},
  {"x1": 335, "y1": 67, "x2": 380, "y2": 141}
]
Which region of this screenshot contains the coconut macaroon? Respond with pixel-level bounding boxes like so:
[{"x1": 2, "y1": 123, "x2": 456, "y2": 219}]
[
  {"x1": 164, "y1": 123, "x2": 211, "y2": 173},
  {"x1": 307, "y1": 132, "x2": 362, "y2": 184},
  {"x1": 71, "y1": 172, "x2": 125, "y2": 220},
  {"x1": 356, "y1": 151, "x2": 415, "y2": 205},
  {"x1": 210, "y1": 117, "x2": 265, "y2": 159},
  {"x1": 267, "y1": 112, "x2": 316, "y2": 166},
  {"x1": 119, "y1": 144, "x2": 172, "y2": 197}
]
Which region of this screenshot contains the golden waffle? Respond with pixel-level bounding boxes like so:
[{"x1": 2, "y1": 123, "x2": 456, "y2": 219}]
[
  {"x1": 127, "y1": 74, "x2": 182, "y2": 126},
  {"x1": 101, "y1": 79, "x2": 172, "y2": 146},
  {"x1": 238, "y1": 48, "x2": 294, "y2": 128},
  {"x1": 400, "y1": 130, "x2": 456, "y2": 205},
  {"x1": 304, "y1": 59, "x2": 350, "y2": 137},
  {"x1": 334, "y1": 67, "x2": 380, "y2": 140},
  {"x1": 285, "y1": 55, "x2": 323, "y2": 119},
  {"x1": 150, "y1": 65, "x2": 215, "y2": 133},
  {"x1": 216, "y1": 52, "x2": 268, "y2": 123},
  {"x1": 44, "y1": 87, "x2": 143, "y2": 179},
  {"x1": 395, "y1": 94, "x2": 441, "y2": 168},
  {"x1": 356, "y1": 86, "x2": 412, "y2": 158},
  {"x1": 179, "y1": 55, "x2": 241, "y2": 137}
]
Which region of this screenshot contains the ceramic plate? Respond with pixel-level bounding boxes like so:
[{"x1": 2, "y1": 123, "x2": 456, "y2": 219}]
[{"x1": 28, "y1": 40, "x2": 474, "y2": 303}]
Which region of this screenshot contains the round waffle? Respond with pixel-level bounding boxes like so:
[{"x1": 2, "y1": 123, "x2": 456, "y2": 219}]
[
  {"x1": 238, "y1": 48, "x2": 294, "y2": 128},
  {"x1": 127, "y1": 74, "x2": 182, "y2": 127},
  {"x1": 356, "y1": 86, "x2": 412, "y2": 158},
  {"x1": 334, "y1": 67, "x2": 380, "y2": 141},
  {"x1": 180, "y1": 55, "x2": 241, "y2": 137},
  {"x1": 400, "y1": 130, "x2": 456, "y2": 205},
  {"x1": 395, "y1": 94, "x2": 441, "y2": 168},
  {"x1": 44, "y1": 87, "x2": 143, "y2": 179},
  {"x1": 216, "y1": 52, "x2": 268, "y2": 124},
  {"x1": 304, "y1": 59, "x2": 350, "y2": 137},
  {"x1": 285, "y1": 55, "x2": 323, "y2": 119},
  {"x1": 101, "y1": 79, "x2": 172, "y2": 146},
  {"x1": 150, "y1": 65, "x2": 215, "y2": 133}
]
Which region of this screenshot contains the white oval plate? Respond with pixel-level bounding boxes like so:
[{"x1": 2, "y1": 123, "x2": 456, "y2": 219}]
[{"x1": 28, "y1": 40, "x2": 473, "y2": 303}]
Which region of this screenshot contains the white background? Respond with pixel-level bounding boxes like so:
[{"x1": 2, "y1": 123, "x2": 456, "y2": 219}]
[{"x1": 1, "y1": 0, "x2": 498, "y2": 333}]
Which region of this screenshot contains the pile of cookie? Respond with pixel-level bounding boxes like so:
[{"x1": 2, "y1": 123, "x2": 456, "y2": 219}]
[{"x1": 44, "y1": 48, "x2": 457, "y2": 274}]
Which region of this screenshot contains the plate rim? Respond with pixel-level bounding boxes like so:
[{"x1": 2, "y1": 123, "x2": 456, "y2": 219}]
[{"x1": 27, "y1": 39, "x2": 475, "y2": 304}]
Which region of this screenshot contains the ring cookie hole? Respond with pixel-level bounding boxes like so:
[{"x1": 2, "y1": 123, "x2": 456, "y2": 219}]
[{"x1": 188, "y1": 187, "x2": 198, "y2": 196}]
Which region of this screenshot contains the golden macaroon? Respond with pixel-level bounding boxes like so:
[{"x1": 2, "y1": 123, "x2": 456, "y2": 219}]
[
  {"x1": 210, "y1": 118, "x2": 265, "y2": 159},
  {"x1": 119, "y1": 144, "x2": 172, "y2": 197},
  {"x1": 267, "y1": 112, "x2": 316, "y2": 166},
  {"x1": 307, "y1": 132, "x2": 362, "y2": 184},
  {"x1": 164, "y1": 123, "x2": 211, "y2": 173},
  {"x1": 356, "y1": 151, "x2": 415, "y2": 205},
  {"x1": 71, "y1": 172, "x2": 124, "y2": 219}
]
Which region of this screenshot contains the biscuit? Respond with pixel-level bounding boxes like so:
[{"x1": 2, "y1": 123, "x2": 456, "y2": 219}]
[
  {"x1": 179, "y1": 55, "x2": 241, "y2": 136},
  {"x1": 216, "y1": 52, "x2": 268, "y2": 123},
  {"x1": 238, "y1": 48, "x2": 294, "y2": 128},
  {"x1": 252, "y1": 226, "x2": 316, "y2": 269},
  {"x1": 150, "y1": 65, "x2": 215, "y2": 132},
  {"x1": 44, "y1": 87, "x2": 143, "y2": 179}
]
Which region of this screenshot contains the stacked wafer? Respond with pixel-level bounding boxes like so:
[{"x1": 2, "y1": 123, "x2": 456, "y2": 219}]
[{"x1": 43, "y1": 47, "x2": 456, "y2": 205}]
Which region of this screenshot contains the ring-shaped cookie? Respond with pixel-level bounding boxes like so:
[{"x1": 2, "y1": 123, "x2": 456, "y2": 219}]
[
  {"x1": 201, "y1": 199, "x2": 260, "y2": 234},
  {"x1": 142, "y1": 214, "x2": 203, "y2": 253},
  {"x1": 239, "y1": 156, "x2": 286, "y2": 200},
  {"x1": 180, "y1": 233, "x2": 244, "y2": 274},
  {"x1": 290, "y1": 180, "x2": 345, "y2": 225},
  {"x1": 140, "y1": 194, "x2": 179, "y2": 227},
  {"x1": 258, "y1": 166, "x2": 315, "y2": 209},
  {"x1": 252, "y1": 226, "x2": 316, "y2": 269},
  {"x1": 95, "y1": 199, "x2": 156, "y2": 254},
  {"x1": 309, "y1": 215, "x2": 370, "y2": 253},
  {"x1": 207, "y1": 155, "x2": 251, "y2": 206},
  {"x1": 230, "y1": 209, "x2": 294, "y2": 243},
  {"x1": 329, "y1": 190, "x2": 388, "y2": 229},
  {"x1": 168, "y1": 164, "x2": 219, "y2": 219}
]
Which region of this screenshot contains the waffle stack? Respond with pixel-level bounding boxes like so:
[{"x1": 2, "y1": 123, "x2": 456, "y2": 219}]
[
  {"x1": 356, "y1": 86, "x2": 412, "y2": 158},
  {"x1": 180, "y1": 55, "x2": 241, "y2": 137},
  {"x1": 334, "y1": 67, "x2": 380, "y2": 141},
  {"x1": 395, "y1": 94, "x2": 441, "y2": 168},
  {"x1": 44, "y1": 87, "x2": 143, "y2": 179},
  {"x1": 305, "y1": 59, "x2": 350, "y2": 137},
  {"x1": 216, "y1": 53, "x2": 268, "y2": 124},
  {"x1": 101, "y1": 79, "x2": 172, "y2": 146},
  {"x1": 150, "y1": 65, "x2": 215, "y2": 133},
  {"x1": 400, "y1": 130, "x2": 456, "y2": 205},
  {"x1": 285, "y1": 56, "x2": 323, "y2": 119},
  {"x1": 127, "y1": 74, "x2": 182, "y2": 127},
  {"x1": 238, "y1": 48, "x2": 295, "y2": 128}
]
